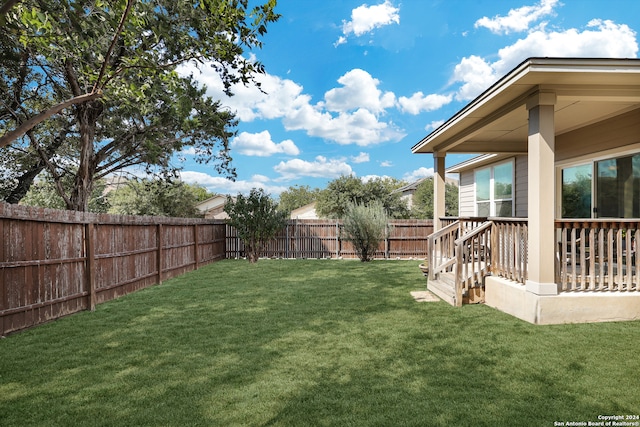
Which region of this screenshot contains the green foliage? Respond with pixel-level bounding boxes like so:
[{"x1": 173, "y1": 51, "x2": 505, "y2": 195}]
[
  {"x1": 410, "y1": 177, "x2": 459, "y2": 219},
  {"x1": 20, "y1": 174, "x2": 109, "y2": 213},
  {"x1": 562, "y1": 172, "x2": 592, "y2": 218},
  {"x1": 316, "y1": 176, "x2": 408, "y2": 219},
  {"x1": 225, "y1": 188, "x2": 288, "y2": 263},
  {"x1": 341, "y1": 201, "x2": 389, "y2": 262},
  {"x1": 107, "y1": 179, "x2": 209, "y2": 218},
  {"x1": 278, "y1": 185, "x2": 320, "y2": 213},
  {"x1": 0, "y1": 0, "x2": 280, "y2": 210}
]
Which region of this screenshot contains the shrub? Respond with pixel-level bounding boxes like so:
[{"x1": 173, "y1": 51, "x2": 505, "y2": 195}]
[
  {"x1": 341, "y1": 200, "x2": 389, "y2": 262},
  {"x1": 225, "y1": 188, "x2": 288, "y2": 263}
]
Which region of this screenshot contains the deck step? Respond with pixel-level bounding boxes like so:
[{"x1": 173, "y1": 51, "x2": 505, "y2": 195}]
[{"x1": 427, "y1": 272, "x2": 457, "y2": 306}]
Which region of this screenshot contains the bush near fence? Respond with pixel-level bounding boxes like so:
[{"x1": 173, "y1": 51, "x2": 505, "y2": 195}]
[
  {"x1": 226, "y1": 219, "x2": 433, "y2": 260},
  {"x1": 0, "y1": 203, "x2": 226, "y2": 336},
  {"x1": 1, "y1": 204, "x2": 433, "y2": 336}
]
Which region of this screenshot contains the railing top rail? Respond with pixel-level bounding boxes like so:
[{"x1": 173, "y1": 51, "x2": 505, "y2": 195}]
[
  {"x1": 429, "y1": 220, "x2": 460, "y2": 240},
  {"x1": 555, "y1": 219, "x2": 640, "y2": 227},
  {"x1": 440, "y1": 216, "x2": 488, "y2": 222},
  {"x1": 454, "y1": 221, "x2": 492, "y2": 245},
  {"x1": 488, "y1": 217, "x2": 528, "y2": 223}
]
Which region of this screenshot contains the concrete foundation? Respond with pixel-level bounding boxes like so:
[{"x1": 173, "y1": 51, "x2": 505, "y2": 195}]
[{"x1": 485, "y1": 276, "x2": 640, "y2": 325}]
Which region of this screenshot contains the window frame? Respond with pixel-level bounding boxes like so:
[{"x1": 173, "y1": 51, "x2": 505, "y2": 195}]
[
  {"x1": 556, "y1": 146, "x2": 640, "y2": 219},
  {"x1": 473, "y1": 159, "x2": 515, "y2": 217}
]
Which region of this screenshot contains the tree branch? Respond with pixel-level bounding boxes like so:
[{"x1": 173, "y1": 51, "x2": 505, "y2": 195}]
[
  {"x1": 28, "y1": 131, "x2": 73, "y2": 208},
  {"x1": 93, "y1": 0, "x2": 135, "y2": 92},
  {"x1": 0, "y1": 91, "x2": 102, "y2": 148},
  {"x1": 0, "y1": 0, "x2": 20, "y2": 15}
]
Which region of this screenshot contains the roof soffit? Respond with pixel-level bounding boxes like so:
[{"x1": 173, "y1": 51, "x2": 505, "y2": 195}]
[{"x1": 412, "y1": 58, "x2": 640, "y2": 155}]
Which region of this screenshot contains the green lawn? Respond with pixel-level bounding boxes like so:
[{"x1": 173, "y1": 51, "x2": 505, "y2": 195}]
[{"x1": 1, "y1": 259, "x2": 639, "y2": 426}]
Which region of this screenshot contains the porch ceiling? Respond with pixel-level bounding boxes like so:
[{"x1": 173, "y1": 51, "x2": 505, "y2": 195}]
[{"x1": 412, "y1": 58, "x2": 640, "y2": 155}]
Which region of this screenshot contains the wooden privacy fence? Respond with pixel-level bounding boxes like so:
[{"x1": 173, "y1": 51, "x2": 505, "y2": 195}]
[
  {"x1": 0, "y1": 203, "x2": 226, "y2": 336},
  {"x1": 226, "y1": 219, "x2": 434, "y2": 259}
]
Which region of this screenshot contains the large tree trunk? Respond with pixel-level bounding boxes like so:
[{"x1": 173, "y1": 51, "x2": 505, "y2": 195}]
[{"x1": 68, "y1": 101, "x2": 102, "y2": 211}]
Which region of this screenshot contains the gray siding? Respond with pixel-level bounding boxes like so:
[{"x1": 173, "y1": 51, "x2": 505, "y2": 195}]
[
  {"x1": 514, "y1": 155, "x2": 528, "y2": 218},
  {"x1": 556, "y1": 108, "x2": 640, "y2": 162},
  {"x1": 459, "y1": 171, "x2": 475, "y2": 216}
]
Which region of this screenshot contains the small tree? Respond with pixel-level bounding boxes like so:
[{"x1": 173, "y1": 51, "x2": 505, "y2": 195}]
[
  {"x1": 316, "y1": 175, "x2": 408, "y2": 219},
  {"x1": 341, "y1": 201, "x2": 389, "y2": 262},
  {"x1": 225, "y1": 188, "x2": 288, "y2": 263},
  {"x1": 108, "y1": 179, "x2": 211, "y2": 218},
  {"x1": 410, "y1": 177, "x2": 459, "y2": 219}
]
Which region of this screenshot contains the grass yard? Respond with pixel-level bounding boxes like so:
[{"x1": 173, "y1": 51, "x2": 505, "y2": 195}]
[{"x1": 1, "y1": 259, "x2": 639, "y2": 426}]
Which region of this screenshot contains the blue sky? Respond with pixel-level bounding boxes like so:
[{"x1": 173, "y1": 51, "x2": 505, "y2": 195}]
[{"x1": 175, "y1": 0, "x2": 640, "y2": 197}]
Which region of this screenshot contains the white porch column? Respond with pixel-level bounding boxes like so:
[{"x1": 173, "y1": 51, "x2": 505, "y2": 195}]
[
  {"x1": 433, "y1": 151, "x2": 446, "y2": 231},
  {"x1": 526, "y1": 91, "x2": 558, "y2": 295}
]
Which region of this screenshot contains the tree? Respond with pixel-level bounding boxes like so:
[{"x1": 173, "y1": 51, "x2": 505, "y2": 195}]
[
  {"x1": 225, "y1": 188, "x2": 288, "y2": 263},
  {"x1": 20, "y1": 173, "x2": 109, "y2": 213},
  {"x1": 108, "y1": 179, "x2": 212, "y2": 218},
  {"x1": 341, "y1": 201, "x2": 389, "y2": 262},
  {"x1": 278, "y1": 185, "x2": 320, "y2": 212},
  {"x1": 410, "y1": 178, "x2": 459, "y2": 219},
  {"x1": 1, "y1": 0, "x2": 279, "y2": 211},
  {"x1": 316, "y1": 176, "x2": 409, "y2": 219}
]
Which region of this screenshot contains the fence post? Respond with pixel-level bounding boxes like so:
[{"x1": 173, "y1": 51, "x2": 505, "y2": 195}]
[
  {"x1": 385, "y1": 223, "x2": 390, "y2": 259},
  {"x1": 194, "y1": 224, "x2": 199, "y2": 270},
  {"x1": 85, "y1": 222, "x2": 96, "y2": 311},
  {"x1": 157, "y1": 223, "x2": 163, "y2": 284},
  {"x1": 336, "y1": 220, "x2": 340, "y2": 258}
]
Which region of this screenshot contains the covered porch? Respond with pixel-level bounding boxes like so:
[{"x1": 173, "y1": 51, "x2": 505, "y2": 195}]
[
  {"x1": 426, "y1": 217, "x2": 640, "y2": 324},
  {"x1": 412, "y1": 58, "x2": 640, "y2": 324}
]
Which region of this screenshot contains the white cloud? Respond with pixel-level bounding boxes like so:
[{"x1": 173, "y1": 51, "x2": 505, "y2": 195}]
[
  {"x1": 340, "y1": 0, "x2": 400, "y2": 41},
  {"x1": 451, "y1": 55, "x2": 497, "y2": 102},
  {"x1": 398, "y1": 92, "x2": 453, "y2": 115},
  {"x1": 273, "y1": 156, "x2": 353, "y2": 180},
  {"x1": 251, "y1": 174, "x2": 271, "y2": 183},
  {"x1": 475, "y1": 0, "x2": 558, "y2": 35},
  {"x1": 322, "y1": 69, "x2": 396, "y2": 114},
  {"x1": 177, "y1": 61, "x2": 309, "y2": 122},
  {"x1": 351, "y1": 152, "x2": 370, "y2": 163},
  {"x1": 179, "y1": 62, "x2": 406, "y2": 146},
  {"x1": 492, "y1": 20, "x2": 639, "y2": 76},
  {"x1": 425, "y1": 120, "x2": 445, "y2": 132},
  {"x1": 283, "y1": 105, "x2": 405, "y2": 146},
  {"x1": 450, "y1": 19, "x2": 638, "y2": 101},
  {"x1": 403, "y1": 167, "x2": 434, "y2": 183},
  {"x1": 179, "y1": 171, "x2": 287, "y2": 196},
  {"x1": 231, "y1": 131, "x2": 300, "y2": 157},
  {"x1": 379, "y1": 160, "x2": 393, "y2": 167}
]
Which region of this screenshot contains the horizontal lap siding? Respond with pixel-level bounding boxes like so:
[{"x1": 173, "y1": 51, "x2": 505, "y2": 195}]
[{"x1": 0, "y1": 203, "x2": 226, "y2": 336}]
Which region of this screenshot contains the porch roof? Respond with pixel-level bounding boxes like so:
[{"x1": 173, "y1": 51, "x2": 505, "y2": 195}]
[{"x1": 411, "y1": 57, "x2": 640, "y2": 155}]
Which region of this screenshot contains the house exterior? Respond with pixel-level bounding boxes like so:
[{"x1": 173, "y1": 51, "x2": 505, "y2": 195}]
[
  {"x1": 412, "y1": 57, "x2": 640, "y2": 324},
  {"x1": 196, "y1": 195, "x2": 231, "y2": 219},
  {"x1": 393, "y1": 177, "x2": 459, "y2": 210},
  {"x1": 290, "y1": 202, "x2": 319, "y2": 219}
]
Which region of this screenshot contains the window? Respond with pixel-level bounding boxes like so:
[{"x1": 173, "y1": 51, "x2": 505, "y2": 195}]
[
  {"x1": 560, "y1": 153, "x2": 640, "y2": 219},
  {"x1": 475, "y1": 161, "x2": 513, "y2": 217},
  {"x1": 561, "y1": 164, "x2": 592, "y2": 218},
  {"x1": 596, "y1": 154, "x2": 640, "y2": 218}
]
